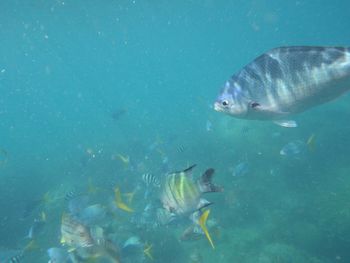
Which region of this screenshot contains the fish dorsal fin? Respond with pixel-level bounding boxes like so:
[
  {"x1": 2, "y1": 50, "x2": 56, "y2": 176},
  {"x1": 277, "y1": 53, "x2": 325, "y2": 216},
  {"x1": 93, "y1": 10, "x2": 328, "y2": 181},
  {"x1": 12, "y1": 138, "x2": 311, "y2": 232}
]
[
  {"x1": 183, "y1": 164, "x2": 197, "y2": 173},
  {"x1": 171, "y1": 164, "x2": 197, "y2": 176}
]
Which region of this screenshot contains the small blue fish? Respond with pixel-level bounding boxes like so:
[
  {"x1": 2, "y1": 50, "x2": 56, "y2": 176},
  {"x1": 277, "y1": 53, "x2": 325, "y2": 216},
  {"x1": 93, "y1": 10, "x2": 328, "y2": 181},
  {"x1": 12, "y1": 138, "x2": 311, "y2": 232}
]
[
  {"x1": 47, "y1": 247, "x2": 69, "y2": 263},
  {"x1": 78, "y1": 204, "x2": 106, "y2": 226},
  {"x1": 161, "y1": 156, "x2": 171, "y2": 173},
  {"x1": 111, "y1": 108, "x2": 127, "y2": 121},
  {"x1": 232, "y1": 162, "x2": 249, "y2": 177},
  {"x1": 21, "y1": 198, "x2": 42, "y2": 219},
  {"x1": 131, "y1": 204, "x2": 166, "y2": 228},
  {"x1": 206, "y1": 120, "x2": 212, "y2": 132},
  {"x1": 280, "y1": 140, "x2": 306, "y2": 156},
  {"x1": 68, "y1": 195, "x2": 90, "y2": 216},
  {"x1": 156, "y1": 208, "x2": 176, "y2": 226},
  {"x1": 123, "y1": 236, "x2": 142, "y2": 249},
  {"x1": 26, "y1": 218, "x2": 45, "y2": 239}
]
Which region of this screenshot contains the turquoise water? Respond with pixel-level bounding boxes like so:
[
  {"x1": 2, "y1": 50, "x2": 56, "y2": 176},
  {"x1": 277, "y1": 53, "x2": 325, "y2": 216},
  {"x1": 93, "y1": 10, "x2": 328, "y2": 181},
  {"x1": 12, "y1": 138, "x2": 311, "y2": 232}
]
[{"x1": 0, "y1": 1, "x2": 350, "y2": 262}]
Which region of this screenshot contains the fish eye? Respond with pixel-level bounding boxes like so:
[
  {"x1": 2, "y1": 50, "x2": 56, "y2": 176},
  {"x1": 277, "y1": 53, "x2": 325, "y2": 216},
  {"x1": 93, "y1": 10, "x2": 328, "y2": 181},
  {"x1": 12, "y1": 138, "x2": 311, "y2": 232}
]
[{"x1": 222, "y1": 100, "x2": 229, "y2": 106}]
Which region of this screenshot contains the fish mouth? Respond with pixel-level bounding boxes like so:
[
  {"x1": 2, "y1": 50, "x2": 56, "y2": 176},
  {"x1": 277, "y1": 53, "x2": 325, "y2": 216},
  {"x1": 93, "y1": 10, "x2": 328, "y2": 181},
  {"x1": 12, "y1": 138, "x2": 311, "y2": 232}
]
[{"x1": 213, "y1": 102, "x2": 223, "y2": 112}]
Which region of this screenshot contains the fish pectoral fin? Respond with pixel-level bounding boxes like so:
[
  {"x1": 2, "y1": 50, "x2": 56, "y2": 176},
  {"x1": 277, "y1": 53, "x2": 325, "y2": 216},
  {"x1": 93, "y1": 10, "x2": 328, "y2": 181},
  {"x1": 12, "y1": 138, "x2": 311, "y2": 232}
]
[
  {"x1": 249, "y1": 101, "x2": 261, "y2": 109},
  {"x1": 249, "y1": 101, "x2": 290, "y2": 115},
  {"x1": 273, "y1": 120, "x2": 298, "y2": 128},
  {"x1": 197, "y1": 198, "x2": 212, "y2": 210},
  {"x1": 249, "y1": 101, "x2": 273, "y2": 112}
]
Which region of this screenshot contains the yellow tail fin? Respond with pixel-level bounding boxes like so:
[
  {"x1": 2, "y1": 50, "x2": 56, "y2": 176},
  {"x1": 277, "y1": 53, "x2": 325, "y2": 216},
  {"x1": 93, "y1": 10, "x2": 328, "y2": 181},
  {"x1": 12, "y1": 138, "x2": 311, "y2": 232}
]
[
  {"x1": 42, "y1": 191, "x2": 54, "y2": 205},
  {"x1": 143, "y1": 243, "x2": 154, "y2": 261},
  {"x1": 123, "y1": 191, "x2": 136, "y2": 204},
  {"x1": 114, "y1": 187, "x2": 134, "y2": 213},
  {"x1": 198, "y1": 209, "x2": 215, "y2": 249},
  {"x1": 307, "y1": 134, "x2": 316, "y2": 151},
  {"x1": 40, "y1": 211, "x2": 47, "y2": 222},
  {"x1": 116, "y1": 154, "x2": 130, "y2": 165},
  {"x1": 24, "y1": 240, "x2": 39, "y2": 252}
]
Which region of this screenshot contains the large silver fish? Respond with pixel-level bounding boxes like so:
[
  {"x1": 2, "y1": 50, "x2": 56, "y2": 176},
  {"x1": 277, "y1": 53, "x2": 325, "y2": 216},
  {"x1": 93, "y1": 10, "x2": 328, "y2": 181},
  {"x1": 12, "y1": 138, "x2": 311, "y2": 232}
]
[
  {"x1": 214, "y1": 46, "x2": 350, "y2": 121},
  {"x1": 160, "y1": 164, "x2": 223, "y2": 217}
]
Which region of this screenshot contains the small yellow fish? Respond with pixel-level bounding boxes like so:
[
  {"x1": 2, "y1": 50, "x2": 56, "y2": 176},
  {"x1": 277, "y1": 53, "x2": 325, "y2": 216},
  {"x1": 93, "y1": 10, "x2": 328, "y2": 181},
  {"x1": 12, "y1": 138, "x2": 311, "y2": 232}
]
[
  {"x1": 143, "y1": 242, "x2": 154, "y2": 261},
  {"x1": 0, "y1": 148, "x2": 8, "y2": 167},
  {"x1": 24, "y1": 240, "x2": 39, "y2": 252},
  {"x1": 116, "y1": 153, "x2": 129, "y2": 164},
  {"x1": 42, "y1": 191, "x2": 54, "y2": 205},
  {"x1": 40, "y1": 211, "x2": 47, "y2": 222},
  {"x1": 156, "y1": 148, "x2": 166, "y2": 158},
  {"x1": 114, "y1": 187, "x2": 134, "y2": 213},
  {"x1": 307, "y1": 133, "x2": 316, "y2": 151},
  {"x1": 198, "y1": 209, "x2": 215, "y2": 249},
  {"x1": 87, "y1": 177, "x2": 100, "y2": 194},
  {"x1": 86, "y1": 148, "x2": 96, "y2": 158},
  {"x1": 154, "y1": 134, "x2": 163, "y2": 145}
]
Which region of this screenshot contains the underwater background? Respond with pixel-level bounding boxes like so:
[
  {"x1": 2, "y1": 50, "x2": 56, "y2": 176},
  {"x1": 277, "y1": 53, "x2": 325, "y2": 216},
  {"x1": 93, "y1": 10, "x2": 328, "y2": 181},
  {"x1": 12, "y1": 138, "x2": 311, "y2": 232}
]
[{"x1": 0, "y1": 0, "x2": 350, "y2": 262}]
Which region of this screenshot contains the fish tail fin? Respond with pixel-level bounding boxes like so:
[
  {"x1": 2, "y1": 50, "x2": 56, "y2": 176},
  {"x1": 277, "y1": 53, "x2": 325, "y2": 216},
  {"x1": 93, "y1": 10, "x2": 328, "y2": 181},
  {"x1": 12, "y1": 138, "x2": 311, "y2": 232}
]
[
  {"x1": 306, "y1": 133, "x2": 316, "y2": 152},
  {"x1": 116, "y1": 153, "x2": 130, "y2": 166},
  {"x1": 40, "y1": 211, "x2": 47, "y2": 222},
  {"x1": 24, "y1": 240, "x2": 39, "y2": 252},
  {"x1": 198, "y1": 209, "x2": 215, "y2": 249},
  {"x1": 42, "y1": 191, "x2": 54, "y2": 205},
  {"x1": 114, "y1": 187, "x2": 134, "y2": 213},
  {"x1": 198, "y1": 168, "x2": 223, "y2": 193},
  {"x1": 124, "y1": 190, "x2": 136, "y2": 204},
  {"x1": 143, "y1": 243, "x2": 154, "y2": 261}
]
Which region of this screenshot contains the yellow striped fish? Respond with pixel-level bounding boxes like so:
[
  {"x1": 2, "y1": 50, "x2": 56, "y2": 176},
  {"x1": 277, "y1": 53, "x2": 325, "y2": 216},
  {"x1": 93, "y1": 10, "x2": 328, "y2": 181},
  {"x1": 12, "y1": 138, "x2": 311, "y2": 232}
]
[
  {"x1": 160, "y1": 164, "x2": 223, "y2": 216},
  {"x1": 60, "y1": 213, "x2": 94, "y2": 251}
]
